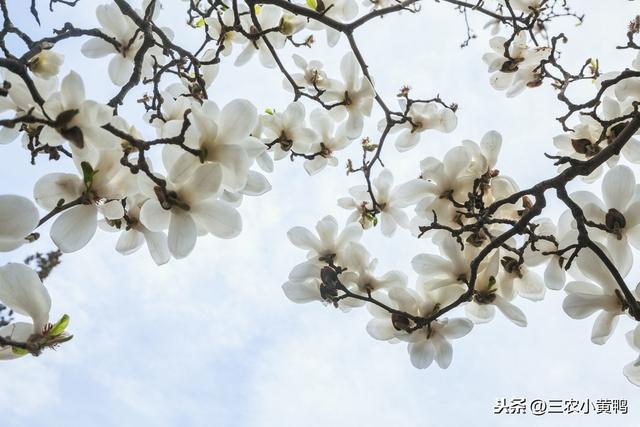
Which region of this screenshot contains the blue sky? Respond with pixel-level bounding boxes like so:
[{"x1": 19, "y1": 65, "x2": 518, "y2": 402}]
[{"x1": 1, "y1": 1, "x2": 640, "y2": 426}]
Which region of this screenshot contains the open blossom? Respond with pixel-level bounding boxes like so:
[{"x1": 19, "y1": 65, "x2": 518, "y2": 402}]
[
  {"x1": 562, "y1": 246, "x2": 634, "y2": 345},
  {"x1": 139, "y1": 160, "x2": 241, "y2": 259},
  {"x1": 0, "y1": 264, "x2": 51, "y2": 360},
  {"x1": 389, "y1": 100, "x2": 457, "y2": 152},
  {"x1": 40, "y1": 71, "x2": 115, "y2": 153},
  {"x1": 0, "y1": 195, "x2": 39, "y2": 252},
  {"x1": 463, "y1": 250, "x2": 528, "y2": 327},
  {"x1": 367, "y1": 286, "x2": 473, "y2": 369},
  {"x1": 287, "y1": 215, "x2": 363, "y2": 265},
  {"x1": 553, "y1": 98, "x2": 640, "y2": 182},
  {"x1": 27, "y1": 49, "x2": 64, "y2": 79},
  {"x1": 261, "y1": 101, "x2": 319, "y2": 161},
  {"x1": 567, "y1": 165, "x2": 640, "y2": 273},
  {"x1": 326, "y1": 53, "x2": 375, "y2": 139},
  {"x1": 34, "y1": 149, "x2": 136, "y2": 253},
  {"x1": 412, "y1": 233, "x2": 478, "y2": 291},
  {"x1": 205, "y1": 6, "x2": 247, "y2": 57},
  {"x1": 167, "y1": 99, "x2": 261, "y2": 192},
  {"x1": 340, "y1": 242, "x2": 407, "y2": 295},
  {"x1": 81, "y1": 2, "x2": 171, "y2": 86},
  {"x1": 99, "y1": 194, "x2": 171, "y2": 266},
  {"x1": 284, "y1": 54, "x2": 336, "y2": 93},
  {"x1": 482, "y1": 32, "x2": 549, "y2": 97},
  {"x1": 307, "y1": 0, "x2": 358, "y2": 47},
  {"x1": 339, "y1": 169, "x2": 429, "y2": 236},
  {"x1": 235, "y1": 5, "x2": 286, "y2": 68},
  {"x1": 303, "y1": 109, "x2": 351, "y2": 175},
  {"x1": 412, "y1": 145, "x2": 475, "y2": 228}
]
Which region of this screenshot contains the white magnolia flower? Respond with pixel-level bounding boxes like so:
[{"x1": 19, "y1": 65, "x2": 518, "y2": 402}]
[
  {"x1": 34, "y1": 149, "x2": 136, "y2": 253},
  {"x1": 0, "y1": 195, "x2": 39, "y2": 252},
  {"x1": 205, "y1": 6, "x2": 248, "y2": 57},
  {"x1": 461, "y1": 130, "x2": 502, "y2": 177},
  {"x1": 464, "y1": 250, "x2": 528, "y2": 327},
  {"x1": 81, "y1": 2, "x2": 171, "y2": 86},
  {"x1": 0, "y1": 71, "x2": 56, "y2": 145},
  {"x1": 307, "y1": 0, "x2": 358, "y2": 46},
  {"x1": 553, "y1": 98, "x2": 640, "y2": 182},
  {"x1": 498, "y1": 254, "x2": 546, "y2": 302},
  {"x1": 482, "y1": 32, "x2": 549, "y2": 97},
  {"x1": 282, "y1": 263, "x2": 363, "y2": 310},
  {"x1": 340, "y1": 242, "x2": 407, "y2": 295},
  {"x1": 303, "y1": 109, "x2": 351, "y2": 175},
  {"x1": 413, "y1": 146, "x2": 474, "y2": 228},
  {"x1": 412, "y1": 233, "x2": 477, "y2": 291},
  {"x1": 0, "y1": 264, "x2": 51, "y2": 360},
  {"x1": 100, "y1": 194, "x2": 171, "y2": 266},
  {"x1": 235, "y1": 5, "x2": 286, "y2": 68},
  {"x1": 261, "y1": 101, "x2": 318, "y2": 161},
  {"x1": 284, "y1": 54, "x2": 335, "y2": 93},
  {"x1": 139, "y1": 162, "x2": 241, "y2": 259},
  {"x1": 287, "y1": 215, "x2": 363, "y2": 265},
  {"x1": 40, "y1": 71, "x2": 115, "y2": 152},
  {"x1": 375, "y1": 286, "x2": 474, "y2": 369},
  {"x1": 623, "y1": 325, "x2": 640, "y2": 386},
  {"x1": 562, "y1": 246, "x2": 634, "y2": 345},
  {"x1": 567, "y1": 165, "x2": 640, "y2": 273},
  {"x1": 339, "y1": 169, "x2": 429, "y2": 236},
  {"x1": 27, "y1": 49, "x2": 64, "y2": 79},
  {"x1": 167, "y1": 99, "x2": 260, "y2": 192},
  {"x1": 390, "y1": 101, "x2": 457, "y2": 152},
  {"x1": 326, "y1": 53, "x2": 375, "y2": 139}
]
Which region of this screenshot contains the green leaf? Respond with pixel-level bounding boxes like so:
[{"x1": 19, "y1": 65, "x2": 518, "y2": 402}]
[
  {"x1": 194, "y1": 17, "x2": 205, "y2": 28},
  {"x1": 264, "y1": 108, "x2": 274, "y2": 115},
  {"x1": 11, "y1": 347, "x2": 29, "y2": 356},
  {"x1": 81, "y1": 161, "x2": 96, "y2": 190},
  {"x1": 306, "y1": 0, "x2": 318, "y2": 9},
  {"x1": 50, "y1": 314, "x2": 70, "y2": 337}
]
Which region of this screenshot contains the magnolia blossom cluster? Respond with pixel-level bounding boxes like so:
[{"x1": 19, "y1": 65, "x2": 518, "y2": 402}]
[
  {"x1": 0, "y1": 0, "x2": 638, "y2": 390},
  {"x1": 284, "y1": 127, "x2": 640, "y2": 384},
  {"x1": 0, "y1": 0, "x2": 460, "y2": 358}
]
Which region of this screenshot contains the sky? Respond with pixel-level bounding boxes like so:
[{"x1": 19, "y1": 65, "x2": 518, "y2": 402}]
[{"x1": 1, "y1": 1, "x2": 640, "y2": 426}]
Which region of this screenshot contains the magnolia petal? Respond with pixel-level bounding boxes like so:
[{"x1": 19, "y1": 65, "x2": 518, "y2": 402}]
[
  {"x1": 115, "y1": 229, "x2": 144, "y2": 255},
  {"x1": 108, "y1": 55, "x2": 134, "y2": 86},
  {"x1": 442, "y1": 318, "x2": 473, "y2": 339},
  {"x1": 602, "y1": 165, "x2": 635, "y2": 211},
  {"x1": 0, "y1": 264, "x2": 50, "y2": 333},
  {"x1": 282, "y1": 280, "x2": 320, "y2": 303},
  {"x1": 408, "y1": 341, "x2": 435, "y2": 369},
  {"x1": 33, "y1": 173, "x2": 84, "y2": 211},
  {"x1": 465, "y1": 302, "x2": 496, "y2": 324},
  {"x1": 494, "y1": 295, "x2": 527, "y2": 327},
  {"x1": 139, "y1": 199, "x2": 171, "y2": 232},
  {"x1": 0, "y1": 195, "x2": 39, "y2": 240},
  {"x1": 287, "y1": 226, "x2": 323, "y2": 253},
  {"x1": 191, "y1": 200, "x2": 242, "y2": 239},
  {"x1": 51, "y1": 205, "x2": 97, "y2": 253},
  {"x1": 61, "y1": 71, "x2": 85, "y2": 108},
  {"x1": 591, "y1": 310, "x2": 619, "y2": 345},
  {"x1": 432, "y1": 335, "x2": 453, "y2": 369},
  {"x1": 141, "y1": 229, "x2": 171, "y2": 266},
  {"x1": 167, "y1": 212, "x2": 197, "y2": 259}
]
